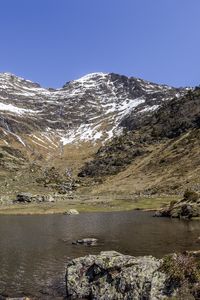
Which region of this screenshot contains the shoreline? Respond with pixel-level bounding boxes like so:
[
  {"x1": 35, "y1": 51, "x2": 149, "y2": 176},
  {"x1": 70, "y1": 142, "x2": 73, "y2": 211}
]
[{"x1": 0, "y1": 195, "x2": 178, "y2": 215}]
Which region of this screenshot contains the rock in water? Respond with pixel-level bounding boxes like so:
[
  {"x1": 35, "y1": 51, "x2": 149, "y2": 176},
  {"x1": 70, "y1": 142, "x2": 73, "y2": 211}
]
[
  {"x1": 65, "y1": 209, "x2": 79, "y2": 215},
  {"x1": 72, "y1": 238, "x2": 98, "y2": 246},
  {"x1": 66, "y1": 251, "x2": 175, "y2": 300}
]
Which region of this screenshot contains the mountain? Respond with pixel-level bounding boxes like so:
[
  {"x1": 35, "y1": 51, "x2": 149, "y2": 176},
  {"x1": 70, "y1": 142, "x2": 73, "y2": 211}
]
[
  {"x1": 0, "y1": 71, "x2": 190, "y2": 198},
  {"x1": 0, "y1": 72, "x2": 185, "y2": 147}
]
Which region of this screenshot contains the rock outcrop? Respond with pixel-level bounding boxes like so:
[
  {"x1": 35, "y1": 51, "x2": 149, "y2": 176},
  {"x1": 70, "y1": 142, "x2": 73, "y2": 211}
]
[
  {"x1": 155, "y1": 190, "x2": 200, "y2": 219},
  {"x1": 65, "y1": 209, "x2": 79, "y2": 215},
  {"x1": 65, "y1": 251, "x2": 175, "y2": 300},
  {"x1": 14, "y1": 193, "x2": 55, "y2": 204}
]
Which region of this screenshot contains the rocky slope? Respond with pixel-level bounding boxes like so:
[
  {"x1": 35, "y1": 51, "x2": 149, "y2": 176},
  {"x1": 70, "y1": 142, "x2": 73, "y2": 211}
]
[{"x1": 78, "y1": 87, "x2": 200, "y2": 195}]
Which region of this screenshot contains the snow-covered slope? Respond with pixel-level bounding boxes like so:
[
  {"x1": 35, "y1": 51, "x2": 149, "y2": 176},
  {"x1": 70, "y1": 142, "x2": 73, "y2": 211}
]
[{"x1": 0, "y1": 72, "x2": 186, "y2": 149}]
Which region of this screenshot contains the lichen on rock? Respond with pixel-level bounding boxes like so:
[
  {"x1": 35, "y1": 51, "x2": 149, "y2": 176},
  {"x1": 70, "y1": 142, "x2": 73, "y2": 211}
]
[{"x1": 65, "y1": 251, "x2": 177, "y2": 300}]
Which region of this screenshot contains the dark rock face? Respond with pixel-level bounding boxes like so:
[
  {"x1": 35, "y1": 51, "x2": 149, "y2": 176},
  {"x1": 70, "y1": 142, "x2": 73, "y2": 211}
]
[
  {"x1": 78, "y1": 133, "x2": 146, "y2": 177},
  {"x1": 14, "y1": 193, "x2": 55, "y2": 204},
  {"x1": 155, "y1": 191, "x2": 200, "y2": 219},
  {"x1": 66, "y1": 251, "x2": 176, "y2": 300},
  {"x1": 120, "y1": 87, "x2": 200, "y2": 135},
  {"x1": 79, "y1": 88, "x2": 200, "y2": 179},
  {"x1": 16, "y1": 193, "x2": 33, "y2": 203},
  {"x1": 146, "y1": 87, "x2": 200, "y2": 139}
]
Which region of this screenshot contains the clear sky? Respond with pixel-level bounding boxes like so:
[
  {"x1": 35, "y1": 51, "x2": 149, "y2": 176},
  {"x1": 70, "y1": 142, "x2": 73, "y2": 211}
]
[{"x1": 0, "y1": 0, "x2": 200, "y2": 88}]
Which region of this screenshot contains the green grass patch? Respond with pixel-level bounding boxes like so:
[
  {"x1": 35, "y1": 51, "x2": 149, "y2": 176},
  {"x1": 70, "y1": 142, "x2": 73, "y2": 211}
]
[{"x1": 0, "y1": 195, "x2": 179, "y2": 215}]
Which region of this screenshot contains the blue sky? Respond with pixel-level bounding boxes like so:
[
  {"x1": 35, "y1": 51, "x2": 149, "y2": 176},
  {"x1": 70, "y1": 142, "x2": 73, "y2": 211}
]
[{"x1": 0, "y1": 0, "x2": 200, "y2": 88}]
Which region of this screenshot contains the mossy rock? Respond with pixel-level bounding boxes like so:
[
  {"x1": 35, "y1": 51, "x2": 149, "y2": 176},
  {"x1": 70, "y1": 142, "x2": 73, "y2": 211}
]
[{"x1": 184, "y1": 190, "x2": 199, "y2": 202}]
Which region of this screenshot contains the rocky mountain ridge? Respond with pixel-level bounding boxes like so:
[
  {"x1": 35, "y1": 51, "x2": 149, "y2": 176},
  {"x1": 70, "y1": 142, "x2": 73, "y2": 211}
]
[{"x1": 0, "y1": 72, "x2": 185, "y2": 149}]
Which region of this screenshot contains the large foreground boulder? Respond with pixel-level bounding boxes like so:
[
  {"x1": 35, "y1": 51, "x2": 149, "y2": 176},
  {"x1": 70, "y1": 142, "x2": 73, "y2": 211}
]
[{"x1": 66, "y1": 251, "x2": 175, "y2": 300}]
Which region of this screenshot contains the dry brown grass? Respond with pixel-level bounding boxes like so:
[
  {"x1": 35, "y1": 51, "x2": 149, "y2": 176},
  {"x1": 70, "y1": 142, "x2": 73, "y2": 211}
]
[
  {"x1": 84, "y1": 130, "x2": 200, "y2": 196},
  {"x1": 1, "y1": 129, "x2": 200, "y2": 201}
]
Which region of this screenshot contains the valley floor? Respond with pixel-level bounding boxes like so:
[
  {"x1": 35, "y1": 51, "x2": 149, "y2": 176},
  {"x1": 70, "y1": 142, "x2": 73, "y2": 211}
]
[{"x1": 0, "y1": 194, "x2": 179, "y2": 215}]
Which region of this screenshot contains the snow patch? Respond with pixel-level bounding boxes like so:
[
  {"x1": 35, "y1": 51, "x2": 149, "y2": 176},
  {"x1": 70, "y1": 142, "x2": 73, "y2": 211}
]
[
  {"x1": 0, "y1": 103, "x2": 35, "y2": 115},
  {"x1": 3, "y1": 140, "x2": 9, "y2": 145},
  {"x1": 139, "y1": 105, "x2": 159, "y2": 113},
  {"x1": 74, "y1": 72, "x2": 108, "y2": 84},
  {"x1": 61, "y1": 124, "x2": 103, "y2": 145},
  {"x1": 117, "y1": 97, "x2": 145, "y2": 119},
  {"x1": 41, "y1": 133, "x2": 59, "y2": 148},
  {"x1": 32, "y1": 139, "x2": 48, "y2": 149}
]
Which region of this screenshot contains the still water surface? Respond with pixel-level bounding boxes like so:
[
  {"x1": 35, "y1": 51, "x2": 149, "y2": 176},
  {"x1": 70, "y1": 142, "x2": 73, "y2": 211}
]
[{"x1": 0, "y1": 211, "x2": 199, "y2": 299}]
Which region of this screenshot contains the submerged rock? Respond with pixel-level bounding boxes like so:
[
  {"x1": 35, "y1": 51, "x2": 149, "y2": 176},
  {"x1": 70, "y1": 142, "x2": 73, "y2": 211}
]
[
  {"x1": 72, "y1": 238, "x2": 98, "y2": 246},
  {"x1": 66, "y1": 251, "x2": 176, "y2": 299}
]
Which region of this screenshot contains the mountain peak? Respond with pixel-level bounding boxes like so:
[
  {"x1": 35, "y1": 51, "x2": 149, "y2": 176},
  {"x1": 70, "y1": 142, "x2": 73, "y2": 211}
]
[
  {"x1": 74, "y1": 72, "x2": 108, "y2": 81},
  {"x1": 0, "y1": 72, "x2": 41, "y2": 89},
  {"x1": 1, "y1": 72, "x2": 29, "y2": 81}
]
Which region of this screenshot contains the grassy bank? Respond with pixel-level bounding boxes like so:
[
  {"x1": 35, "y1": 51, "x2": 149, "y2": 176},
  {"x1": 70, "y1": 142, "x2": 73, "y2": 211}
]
[{"x1": 0, "y1": 195, "x2": 179, "y2": 215}]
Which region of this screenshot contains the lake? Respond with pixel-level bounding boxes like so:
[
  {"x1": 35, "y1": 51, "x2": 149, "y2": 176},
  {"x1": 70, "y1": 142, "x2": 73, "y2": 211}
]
[{"x1": 0, "y1": 211, "x2": 199, "y2": 299}]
